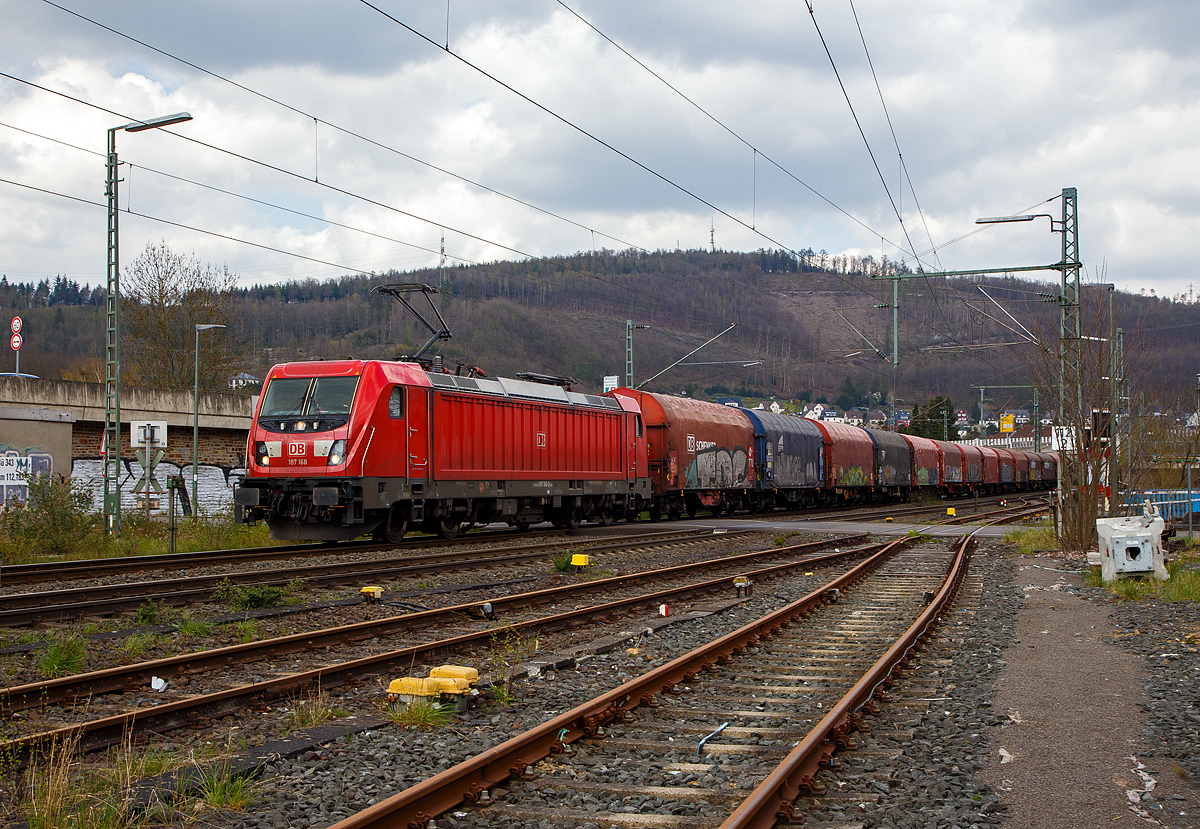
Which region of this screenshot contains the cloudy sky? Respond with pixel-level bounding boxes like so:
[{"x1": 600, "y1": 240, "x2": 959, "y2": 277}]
[{"x1": 2, "y1": 0, "x2": 1197, "y2": 297}]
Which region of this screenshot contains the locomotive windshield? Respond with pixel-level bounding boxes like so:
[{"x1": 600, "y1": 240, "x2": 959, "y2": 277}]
[{"x1": 260, "y1": 376, "x2": 360, "y2": 418}]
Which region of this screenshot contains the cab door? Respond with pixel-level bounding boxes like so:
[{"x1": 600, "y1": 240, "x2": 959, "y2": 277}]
[{"x1": 407, "y1": 387, "x2": 430, "y2": 479}]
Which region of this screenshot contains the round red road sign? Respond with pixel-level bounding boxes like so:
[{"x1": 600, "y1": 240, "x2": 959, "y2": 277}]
[
  {"x1": 10, "y1": 316, "x2": 21, "y2": 334},
  {"x1": 10, "y1": 333, "x2": 21, "y2": 350}
]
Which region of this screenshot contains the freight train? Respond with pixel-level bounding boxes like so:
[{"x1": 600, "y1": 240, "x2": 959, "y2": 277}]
[{"x1": 233, "y1": 359, "x2": 1057, "y2": 541}]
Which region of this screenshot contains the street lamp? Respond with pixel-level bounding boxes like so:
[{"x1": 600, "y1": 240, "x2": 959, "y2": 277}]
[
  {"x1": 103, "y1": 111, "x2": 193, "y2": 537},
  {"x1": 193, "y1": 323, "x2": 226, "y2": 512}
]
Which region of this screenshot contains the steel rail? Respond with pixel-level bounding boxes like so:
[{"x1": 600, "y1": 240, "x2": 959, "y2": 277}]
[
  {"x1": 320, "y1": 536, "x2": 913, "y2": 829},
  {"x1": 0, "y1": 526, "x2": 574, "y2": 586},
  {"x1": 0, "y1": 528, "x2": 728, "y2": 626},
  {"x1": 720, "y1": 535, "x2": 974, "y2": 828},
  {"x1": 0, "y1": 537, "x2": 880, "y2": 765},
  {"x1": 1, "y1": 528, "x2": 834, "y2": 713}
]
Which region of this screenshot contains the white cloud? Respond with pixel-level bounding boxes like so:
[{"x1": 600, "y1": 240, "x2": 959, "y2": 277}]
[{"x1": 0, "y1": 0, "x2": 1197, "y2": 298}]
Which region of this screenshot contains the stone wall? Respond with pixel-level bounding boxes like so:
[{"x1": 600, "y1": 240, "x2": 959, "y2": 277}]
[{"x1": 71, "y1": 422, "x2": 248, "y2": 467}]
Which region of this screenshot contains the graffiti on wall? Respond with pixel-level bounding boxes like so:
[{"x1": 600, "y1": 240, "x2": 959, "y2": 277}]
[{"x1": 0, "y1": 446, "x2": 54, "y2": 506}]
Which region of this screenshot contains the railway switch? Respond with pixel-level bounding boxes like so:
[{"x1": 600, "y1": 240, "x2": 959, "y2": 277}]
[{"x1": 1096, "y1": 504, "x2": 1168, "y2": 583}]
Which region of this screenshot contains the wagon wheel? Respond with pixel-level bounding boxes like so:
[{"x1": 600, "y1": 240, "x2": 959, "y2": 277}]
[
  {"x1": 564, "y1": 509, "x2": 582, "y2": 530},
  {"x1": 667, "y1": 503, "x2": 683, "y2": 522},
  {"x1": 434, "y1": 517, "x2": 461, "y2": 539},
  {"x1": 686, "y1": 501, "x2": 698, "y2": 519},
  {"x1": 511, "y1": 519, "x2": 531, "y2": 531},
  {"x1": 648, "y1": 501, "x2": 663, "y2": 522}
]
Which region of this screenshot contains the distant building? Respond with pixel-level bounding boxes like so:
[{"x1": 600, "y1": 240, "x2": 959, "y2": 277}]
[
  {"x1": 715, "y1": 397, "x2": 742, "y2": 407},
  {"x1": 228, "y1": 372, "x2": 261, "y2": 389},
  {"x1": 954, "y1": 408, "x2": 970, "y2": 426},
  {"x1": 867, "y1": 409, "x2": 888, "y2": 427}
]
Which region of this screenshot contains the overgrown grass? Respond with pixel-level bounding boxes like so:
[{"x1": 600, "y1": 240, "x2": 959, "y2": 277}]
[
  {"x1": 385, "y1": 697, "x2": 452, "y2": 730},
  {"x1": 487, "y1": 624, "x2": 539, "y2": 705},
  {"x1": 194, "y1": 758, "x2": 259, "y2": 811},
  {"x1": 774, "y1": 532, "x2": 799, "y2": 546},
  {"x1": 171, "y1": 612, "x2": 215, "y2": 638},
  {"x1": 1003, "y1": 524, "x2": 1059, "y2": 555},
  {"x1": 1085, "y1": 561, "x2": 1200, "y2": 602},
  {"x1": 283, "y1": 686, "x2": 348, "y2": 735},
  {"x1": 0, "y1": 477, "x2": 284, "y2": 567},
  {"x1": 550, "y1": 549, "x2": 574, "y2": 572},
  {"x1": 226, "y1": 618, "x2": 261, "y2": 644},
  {"x1": 210, "y1": 579, "x2": 285, "y2": 610},
  {"x1": 0, "y1": 475, "x2": 97, "y2": 564},
  {"x1": 119, "y1": 632, "x2": 162, "y2": 662},
  {"x1": 37, "y1": 633, "x2": 86, "y2": 678},
  {"x1": 132, "y1": 599, "x2": 164, "y2": 626},
  {"x1": 14, "y1": 726, "x2": 259, "y2": 828}
]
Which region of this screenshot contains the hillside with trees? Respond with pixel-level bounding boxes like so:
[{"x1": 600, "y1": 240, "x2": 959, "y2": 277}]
[{"x1": 2, "y1": 245, "x2": 1198, "y2": 425}]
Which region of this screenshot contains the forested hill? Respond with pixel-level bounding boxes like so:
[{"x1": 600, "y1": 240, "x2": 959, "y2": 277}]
[{"x1": 3, "y1": 248, "x2": 1197, "y2": 416}]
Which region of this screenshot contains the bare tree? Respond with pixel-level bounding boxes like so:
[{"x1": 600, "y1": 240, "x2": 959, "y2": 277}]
[{"x1": 122, "y1": 241, "x2": 246, "y2": 390}]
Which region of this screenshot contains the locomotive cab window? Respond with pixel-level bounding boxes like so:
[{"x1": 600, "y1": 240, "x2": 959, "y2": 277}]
[
  {"x1": 388, "y1": 387, "x2": 404, "y2": 419},
  {"x1": 260, "y1": 376, "x2": 360, "y2": 417}
]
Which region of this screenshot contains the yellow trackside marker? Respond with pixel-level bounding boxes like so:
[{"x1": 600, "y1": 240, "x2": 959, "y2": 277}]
[
  {"x1": 571, "y1": 554, "x2": 590, "y2": 567},
  {"x1": 947, "y1": 508, "x2": 956, "y2": 516}
]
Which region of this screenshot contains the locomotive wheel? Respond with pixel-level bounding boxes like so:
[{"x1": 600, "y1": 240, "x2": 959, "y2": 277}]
[
  {"x1": 434, "y1": 517, "x2": 461, "y2": 539},
  {"x1": 374, "y1": 503, "x2": 408, "y2": 544},
  {"x1": 511, "y1": 519, "x2": 531, "y2": 531},
  {"x1": 597, "y1": 508, "x2": 616, "y2": 527}
]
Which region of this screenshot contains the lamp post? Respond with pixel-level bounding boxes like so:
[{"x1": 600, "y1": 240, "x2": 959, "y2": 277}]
[
  {"x1": 103, "y1": 112, "x2": 193, "y2": 537},
  {"x1": 193, "y1": 323, "x2": 226, "y2": 512}
]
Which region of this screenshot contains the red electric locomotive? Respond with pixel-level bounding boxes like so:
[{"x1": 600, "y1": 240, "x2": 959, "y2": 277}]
[{"x1": 234, "y1": 360, "x2": 651, "y2": 541}]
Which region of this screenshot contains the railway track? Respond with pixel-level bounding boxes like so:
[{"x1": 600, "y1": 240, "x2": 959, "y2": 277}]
[
  {"x1": 0, "y1": 526, "x2": 577, "y2": 587},
  {"x1": 0, "y1": 489, "x2": 1048, "y2": 590},
  {"x1": 323, "y1": 532, "x2": 975, "y2": 829},
  {"x1": 1, "y1": 532, "x2": 884, "y2": 765},
  {"x1": 0, "y1": 528, "x2": 735, "y2": 627}
]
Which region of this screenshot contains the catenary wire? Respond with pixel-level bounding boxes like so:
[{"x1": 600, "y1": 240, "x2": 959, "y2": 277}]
[
  {"x1": 2, "y1": 58, "x2": 1030, "y2": 388},
  {"x1": 24, "y1": 3, "x2": 989, "y2": 355},
  {"x1": 3, "y1": 68, "x2": 942, "y2": 368},
  {"x1": 36, "y1": 0, "x2": 713, "y2": 273},
  {"x1": 25, "y1": 3, "x2": 925, "y2": 344},
  {"x1": 551, "y1": 0, "x2": 921, "y2": 266},
  {"x1": 846, "y1": 0, "x2": 942, "y2": 271},
  {"x1": 0, "y1": 120, "x2": 477, "y2": 269}
]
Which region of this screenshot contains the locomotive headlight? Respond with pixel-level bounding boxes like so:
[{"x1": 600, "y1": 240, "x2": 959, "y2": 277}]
[
  {"x1": 255, "y1": 441, "x2": 270, "y2": 466},
  {"x1": 327, "y1": 440, "x2": 346, "y2": 466}
]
